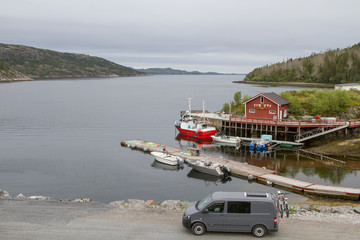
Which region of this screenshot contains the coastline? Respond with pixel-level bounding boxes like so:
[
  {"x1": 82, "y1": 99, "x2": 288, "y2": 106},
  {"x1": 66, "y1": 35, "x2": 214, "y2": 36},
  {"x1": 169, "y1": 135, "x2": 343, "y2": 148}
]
[
  {"x1": 233, "y1": 80, "x2": 334, "y2": 88},
  {"x1": 0, "y1": 74, "x2": 148, "y2": 83},
  {"x1": 2, "y1": 188, "x2": 360, "y2": 219},
  {"x1": 306, "y1": 138, "x2": 360, "y2": 157},
  {"x1": 2, "y1": 190, "x2": 360, "y2": 239}
]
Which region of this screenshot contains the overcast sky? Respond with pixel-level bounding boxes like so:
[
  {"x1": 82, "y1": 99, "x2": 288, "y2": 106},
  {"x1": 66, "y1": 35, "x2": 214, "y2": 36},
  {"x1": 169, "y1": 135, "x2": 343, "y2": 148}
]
[{"x1": 2, "y1": 0, "x2": 360, "y2": 73}]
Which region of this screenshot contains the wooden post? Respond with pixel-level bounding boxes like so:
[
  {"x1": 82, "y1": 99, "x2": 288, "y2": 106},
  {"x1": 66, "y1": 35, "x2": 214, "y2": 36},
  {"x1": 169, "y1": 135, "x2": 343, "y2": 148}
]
[{"x1": 241, "y1": 123, "x2": 243, "y2": 137}]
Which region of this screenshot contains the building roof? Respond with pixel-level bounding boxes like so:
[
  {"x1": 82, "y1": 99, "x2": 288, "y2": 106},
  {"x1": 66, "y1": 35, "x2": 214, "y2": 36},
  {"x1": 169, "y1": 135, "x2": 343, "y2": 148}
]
[
  {"x1": 263, "y1": 92, "x2": 290, "y2": 105},
  {"x1": 242, "y1": 92, "x2": 289, "y2": 106}
]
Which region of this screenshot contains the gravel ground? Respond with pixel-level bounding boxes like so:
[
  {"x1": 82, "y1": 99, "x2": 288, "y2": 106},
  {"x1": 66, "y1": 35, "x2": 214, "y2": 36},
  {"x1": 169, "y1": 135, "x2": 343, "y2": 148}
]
[{"x1": 1, "y1": 197, "x2": 360, "y2": 240}]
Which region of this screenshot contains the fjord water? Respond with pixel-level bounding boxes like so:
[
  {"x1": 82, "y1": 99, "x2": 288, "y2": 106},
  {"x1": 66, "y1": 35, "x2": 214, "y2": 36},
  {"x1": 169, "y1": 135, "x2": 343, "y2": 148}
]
[{"x1": 0, "y1": 75, "x2": 359, "y2": 202}]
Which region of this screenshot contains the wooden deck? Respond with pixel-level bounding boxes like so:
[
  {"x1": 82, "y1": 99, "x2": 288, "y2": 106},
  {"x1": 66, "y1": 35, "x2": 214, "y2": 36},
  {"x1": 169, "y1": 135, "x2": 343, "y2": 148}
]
[
  {"x1": 121, "y1": 139, "x2": 360, "y2": 201},
  {"x1": 230, "y1": 116, "x2": 360, "y2": 128},
  {"x1": 190, "y1": 112, "x2": 360, "y2": 128}
]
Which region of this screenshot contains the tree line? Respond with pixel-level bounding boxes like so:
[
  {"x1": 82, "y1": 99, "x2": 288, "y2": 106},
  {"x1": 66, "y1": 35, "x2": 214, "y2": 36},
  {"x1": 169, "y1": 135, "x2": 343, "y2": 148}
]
[
  {"x1": 245, "y1": 42, "x2": 360, "y2": 84},
  {"x1": 221, "y1": 89, "x2": 360, "y2": 119}
]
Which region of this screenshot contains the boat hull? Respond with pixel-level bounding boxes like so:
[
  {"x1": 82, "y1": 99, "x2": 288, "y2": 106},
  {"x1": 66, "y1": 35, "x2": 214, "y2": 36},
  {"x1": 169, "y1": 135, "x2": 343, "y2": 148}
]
[
  {"x1": 151, "y1": 152, "x2": 180, "y2": 166},
  {"x1": 176, "y1": 127, "x2": 216, "y2": 139},
  {"x1": 211, "y1": 136, "x2": 241, "y2": 145},
  {"x1": 186, "y1": 160, "x2": 224, "y2": 177}
]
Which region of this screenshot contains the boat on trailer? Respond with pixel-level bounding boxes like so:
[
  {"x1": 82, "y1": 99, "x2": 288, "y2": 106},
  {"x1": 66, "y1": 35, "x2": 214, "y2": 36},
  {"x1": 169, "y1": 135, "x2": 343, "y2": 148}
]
[
  {"x1": 150, "y1": 152, "x2": 184, "y2": 166},
  {"x1": 175, "y1": 98, "x2": 216, "y2": 139}
]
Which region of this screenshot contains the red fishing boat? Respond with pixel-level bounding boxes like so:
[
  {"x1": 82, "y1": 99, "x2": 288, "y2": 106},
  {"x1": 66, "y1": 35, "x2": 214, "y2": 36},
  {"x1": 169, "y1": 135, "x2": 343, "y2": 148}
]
[{"x1": 175, "y1": 99, "x2": 216, "y2": 139}]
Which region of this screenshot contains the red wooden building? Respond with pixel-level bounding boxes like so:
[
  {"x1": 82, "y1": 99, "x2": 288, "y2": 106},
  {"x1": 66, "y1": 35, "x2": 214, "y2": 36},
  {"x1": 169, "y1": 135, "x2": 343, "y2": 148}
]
[{"x1": 243, "y1": 92, "x2": 290, "y2": 120}]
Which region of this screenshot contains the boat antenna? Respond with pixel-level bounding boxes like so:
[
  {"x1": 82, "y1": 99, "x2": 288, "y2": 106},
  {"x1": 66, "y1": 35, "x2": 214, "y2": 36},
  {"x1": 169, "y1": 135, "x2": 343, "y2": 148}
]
[
  {"x1": 188, "y1": 97, "x2": 192, "y2": 118},
  {"x1": 203, "y1": 100, "x2": 205, "y2": 122}
]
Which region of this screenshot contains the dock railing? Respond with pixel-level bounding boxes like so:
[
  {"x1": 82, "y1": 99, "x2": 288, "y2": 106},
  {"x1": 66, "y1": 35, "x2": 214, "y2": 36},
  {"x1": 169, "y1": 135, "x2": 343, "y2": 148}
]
[
  {"x1": 191, "y1": 112, "x2": 360, "y2": 128},
  {"x1": 229, "y1": 116, "x2": 349, "y2": 128}
]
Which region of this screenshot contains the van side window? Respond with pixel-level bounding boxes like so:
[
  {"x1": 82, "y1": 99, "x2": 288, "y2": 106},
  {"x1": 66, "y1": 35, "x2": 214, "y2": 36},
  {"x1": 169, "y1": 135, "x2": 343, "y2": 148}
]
[
  {"x1": 227, "y1": 201, "x2": 251, "y2": 214},
  {"x1": 207, "y1": 202, "x2": 224, "y2": 213}
]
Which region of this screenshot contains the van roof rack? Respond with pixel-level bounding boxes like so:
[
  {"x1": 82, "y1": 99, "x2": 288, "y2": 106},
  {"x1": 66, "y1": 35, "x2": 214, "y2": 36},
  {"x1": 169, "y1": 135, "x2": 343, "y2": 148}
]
[{"x1": 245, "y1": 192, "x2": 268, "y2": 198}]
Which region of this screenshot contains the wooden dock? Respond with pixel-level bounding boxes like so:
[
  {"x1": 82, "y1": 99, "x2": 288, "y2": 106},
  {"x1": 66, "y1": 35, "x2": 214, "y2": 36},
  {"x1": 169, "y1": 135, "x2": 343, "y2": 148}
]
[
  {"x1": 190, "y1": 112, "x2": 360, "y2": 143},
  {"x1": 240, "y1": 137, "x2": 304, "y2": 149},
  {"x1": 121, "y1": 139, "x2": 360, "y2": 201}
]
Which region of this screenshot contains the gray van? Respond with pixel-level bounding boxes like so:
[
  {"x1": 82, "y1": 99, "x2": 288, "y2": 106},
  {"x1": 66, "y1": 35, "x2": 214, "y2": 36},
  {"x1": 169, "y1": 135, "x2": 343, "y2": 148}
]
[{"x1": 182, "y1": 191, "x2": 278, "y2": 237}]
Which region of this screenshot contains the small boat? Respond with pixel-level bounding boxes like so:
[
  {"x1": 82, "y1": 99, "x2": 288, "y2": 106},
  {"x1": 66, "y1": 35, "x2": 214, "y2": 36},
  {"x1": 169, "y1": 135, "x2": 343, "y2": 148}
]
[
  {"x1": 211, "y1": 132, "x2": 241, "y2": 145},
  {"x1": 185, "y1": 159, "x2": 231, "y2": 177},
  {"x1": 175, "y1": 99, "x2": 216, "y2": 139},
  {"x1": 150, "y1": 152, "x2": 183, "y2": 166},
  {"x1": 249, "y1": 135, "x2": 272, "y2": 152}
]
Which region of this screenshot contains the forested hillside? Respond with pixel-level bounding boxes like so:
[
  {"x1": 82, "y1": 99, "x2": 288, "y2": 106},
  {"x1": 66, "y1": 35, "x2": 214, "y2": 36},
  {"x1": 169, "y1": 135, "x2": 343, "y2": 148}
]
[
  {"x1": 0, "y1": 43, "x2": 145, "y2": 80},
  {"x1": 245, "y1": 43, "x2": 360, "y2": 84},
  {"x1": 0, "y1": 61, "x2": 32, "y2": 81}
]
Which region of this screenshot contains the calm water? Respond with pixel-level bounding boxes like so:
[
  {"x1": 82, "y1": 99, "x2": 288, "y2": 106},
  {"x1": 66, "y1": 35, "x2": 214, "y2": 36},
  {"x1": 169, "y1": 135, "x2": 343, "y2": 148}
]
[{"x1": 0, "y1": 75, "x2": 359, "y2": 203}]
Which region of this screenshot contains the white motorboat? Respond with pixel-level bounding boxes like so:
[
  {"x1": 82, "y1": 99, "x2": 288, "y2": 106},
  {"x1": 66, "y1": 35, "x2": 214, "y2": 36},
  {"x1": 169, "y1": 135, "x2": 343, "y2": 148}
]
[
  {"x1": 211, "y1": 132, "x2": 241, "y2": 145},
  {"x1": 186, "y1": 159, "x2": 231, "y2": 177},
  {"x1": 150, "y1": 152, "x2": 183, "y2": 166}
]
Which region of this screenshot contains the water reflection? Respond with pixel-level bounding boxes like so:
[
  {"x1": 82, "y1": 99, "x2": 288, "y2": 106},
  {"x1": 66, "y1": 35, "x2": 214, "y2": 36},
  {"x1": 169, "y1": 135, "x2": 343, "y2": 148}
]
[
  {"x1": 151, "y1": 160, "x2": 184, "y2": 171},
  {"x1": 187, "y1": 169, "x2": 232, "y2": 186},
  {"x1": 175, "y1": 135, "x2": 360, "y2": 187}
]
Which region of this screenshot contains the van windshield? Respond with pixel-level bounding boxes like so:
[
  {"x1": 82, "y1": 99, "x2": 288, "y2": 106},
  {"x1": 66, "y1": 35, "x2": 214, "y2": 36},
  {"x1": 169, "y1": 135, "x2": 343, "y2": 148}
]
[{"x1": 196, "y1": 194, "x2": 212, "y2": 210}]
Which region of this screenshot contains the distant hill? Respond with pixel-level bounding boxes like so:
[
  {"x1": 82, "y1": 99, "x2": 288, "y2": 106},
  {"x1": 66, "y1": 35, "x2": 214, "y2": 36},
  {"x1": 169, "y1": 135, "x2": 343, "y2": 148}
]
[
  {"x1": 0, "y1": 43, "x2": 146, "y2": 81},
  {"x1": 136, "y1": 67, "x2": 240, "y2": 75},
  {"x1": 245, "y1": 42, "x2": 360, "y2": 84}
]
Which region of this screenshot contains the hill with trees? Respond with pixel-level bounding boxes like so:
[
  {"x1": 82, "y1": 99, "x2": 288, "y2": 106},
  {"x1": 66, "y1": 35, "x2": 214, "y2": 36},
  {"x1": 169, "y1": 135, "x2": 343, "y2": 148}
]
[
  {"x1": 0, "y1": 43, "x2": 145, "y2": 81},
  {"x1": 0, "y1": 61, "x2": 32, "y2": 81},
  {"x1": 245, "y1": 42, "x2": 360, "y2": 84},
  {"x1": 221, "y1": 89, "x2": 360, "y2": 119},
  {"x1": 279, "y1": 89, "x2": 360, "y2": 119}
]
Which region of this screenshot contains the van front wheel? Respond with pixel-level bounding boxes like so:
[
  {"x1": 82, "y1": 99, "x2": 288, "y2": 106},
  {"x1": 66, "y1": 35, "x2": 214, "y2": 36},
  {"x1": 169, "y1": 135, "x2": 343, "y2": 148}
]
[
  {"x1": 252, "y1": 225, "x2": 267, "y2": 238},
  {"x1": 192, "y1": 222, "x2": 206, "y2": 235}
]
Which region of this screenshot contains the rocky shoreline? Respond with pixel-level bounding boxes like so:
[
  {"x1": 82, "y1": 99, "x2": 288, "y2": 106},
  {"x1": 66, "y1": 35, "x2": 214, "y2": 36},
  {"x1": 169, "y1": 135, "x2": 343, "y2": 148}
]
[
  {"x1": 2, "y1": 189, "x2": 360, "y2": 225},
  {"x1": 306, "y1": 138, "x2": 360, "y2": 157}
]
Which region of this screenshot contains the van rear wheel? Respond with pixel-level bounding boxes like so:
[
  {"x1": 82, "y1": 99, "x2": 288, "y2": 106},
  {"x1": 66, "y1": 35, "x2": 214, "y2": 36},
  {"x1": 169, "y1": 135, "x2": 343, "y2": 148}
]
[
  {"x1": 252, "y1": 225, "x2": 267, "y2": 238},
  {"x1": 192, "y1": 222, "x2": 206, "y2": 235}
]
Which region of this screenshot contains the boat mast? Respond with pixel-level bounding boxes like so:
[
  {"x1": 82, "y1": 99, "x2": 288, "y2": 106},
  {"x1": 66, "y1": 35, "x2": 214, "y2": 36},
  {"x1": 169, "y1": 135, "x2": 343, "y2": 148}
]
[
  {"x1": 188, "y1": 97, "x2": 192, "y2": 118},
  {"x1": 203, "y1": 100, "x2": 205, "y2": 122}
]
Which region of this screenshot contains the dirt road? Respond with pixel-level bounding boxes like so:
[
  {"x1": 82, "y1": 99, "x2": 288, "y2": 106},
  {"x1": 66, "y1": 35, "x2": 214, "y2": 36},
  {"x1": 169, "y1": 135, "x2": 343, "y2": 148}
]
[{"x1": 1, "y1": 199, "x2": 359, "y2": 240}]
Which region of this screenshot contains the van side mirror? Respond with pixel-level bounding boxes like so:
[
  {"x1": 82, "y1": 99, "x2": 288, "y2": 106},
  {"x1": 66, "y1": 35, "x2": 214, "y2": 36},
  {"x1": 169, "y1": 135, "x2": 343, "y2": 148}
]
[{"x1": 202, "y1": 208, "x2": 209, "y2": 213}]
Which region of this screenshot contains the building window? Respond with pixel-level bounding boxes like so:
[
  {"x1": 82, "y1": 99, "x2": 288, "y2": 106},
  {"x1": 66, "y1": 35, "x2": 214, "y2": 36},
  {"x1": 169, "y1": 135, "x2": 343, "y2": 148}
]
[
  {"x1": 269, "y1": 110, "x2": 276, "y2": 114},
  {"x1": 249, "y1": 109, "x2": 255, "y2": 113},
  {"x1": 260, "y1": 96, "x2": 264, "y2": 103}
]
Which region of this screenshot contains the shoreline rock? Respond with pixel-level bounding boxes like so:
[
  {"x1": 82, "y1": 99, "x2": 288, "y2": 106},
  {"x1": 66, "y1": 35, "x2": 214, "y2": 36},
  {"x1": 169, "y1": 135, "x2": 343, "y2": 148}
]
[
  {"x1": 109, "y1": 199, "x2": 192, "y2": 211},
  {"x1": 1, "y1": 189, "x2": 359, "y2": 224}
]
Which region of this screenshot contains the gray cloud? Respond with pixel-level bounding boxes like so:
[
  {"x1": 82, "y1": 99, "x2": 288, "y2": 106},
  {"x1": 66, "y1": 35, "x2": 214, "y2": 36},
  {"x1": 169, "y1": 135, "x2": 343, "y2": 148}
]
[{"x1": 2, "y1": 0, "x2": 360, "y2": 73}]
